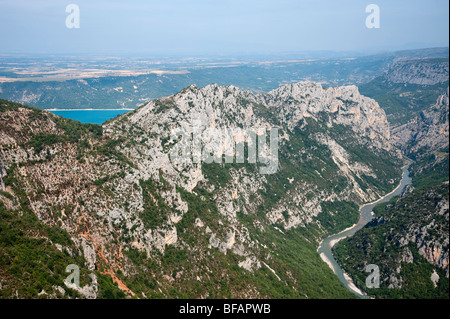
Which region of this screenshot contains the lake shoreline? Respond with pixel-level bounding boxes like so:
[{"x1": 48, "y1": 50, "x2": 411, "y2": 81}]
[
  {"x1": 48, "y1": 109, "x2": 132, "y2": 124},
  {"x1": 45, "y1": 108, "x2": 135, "y2": 111}
]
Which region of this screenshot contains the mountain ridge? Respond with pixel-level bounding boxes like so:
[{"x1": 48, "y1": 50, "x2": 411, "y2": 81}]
[{"x1": 0, "y1": 81, "x2": 402, "y2": 298}]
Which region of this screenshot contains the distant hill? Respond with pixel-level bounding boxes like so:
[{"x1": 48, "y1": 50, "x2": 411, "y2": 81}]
[
  {"x1": 1, "y1": 47, "x2": 448, "y2": 110},
  {"x1": 360, "y1": 56, "x2": 449, "y2": 125}
]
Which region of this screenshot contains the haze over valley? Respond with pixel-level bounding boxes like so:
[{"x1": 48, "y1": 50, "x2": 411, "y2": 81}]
[{"x1": 0, "y1": 0, "x2": 448, "y2": 304}]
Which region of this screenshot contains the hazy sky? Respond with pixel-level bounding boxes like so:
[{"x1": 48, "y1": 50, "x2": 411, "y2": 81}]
[{"x1": 0, "y1": 0, "x2": 448, "y2": 56}]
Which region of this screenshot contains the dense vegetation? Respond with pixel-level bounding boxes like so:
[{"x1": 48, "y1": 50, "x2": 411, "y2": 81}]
[
  {"x1": 0, "y1": 85, "x2": 403, "y2": 299},
  {"x1": 0, "y1": 201, "x2": 125, "y2": 299},
  {"x1": 360, "y1": 75, "x2": 449, "y2": 125},
  {"x1": 0, "y1": 99, "x2": 131, "y2": 298},
  {"x1": 120, "y1": 182, "x2": 357, "y2": 299},
  {"x1": 408, "y1": 146, "x2": 449, "y2": 190},
  {"x1": 333, "y1": 184, "x2": 449, "y2": 299}
]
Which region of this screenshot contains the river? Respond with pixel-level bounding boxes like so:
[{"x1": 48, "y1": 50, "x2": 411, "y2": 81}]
[{"x1": 317, "y1": 162, "x2": 412, "y2": 298}]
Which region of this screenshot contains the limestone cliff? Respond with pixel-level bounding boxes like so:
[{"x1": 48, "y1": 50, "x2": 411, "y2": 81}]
[
  {"x1": 392, "y1": 87, "x2": 449, "y2": 156},
  {"x1": 0, "y1": 81, "x2": 402, "y2": 298},
  {"x1": 386, "y1": 59, "x2": 449, "y2": 85}
]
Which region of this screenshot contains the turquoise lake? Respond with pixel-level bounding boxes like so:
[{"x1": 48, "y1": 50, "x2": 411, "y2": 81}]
[{"x1": 50, "y1": 109, "x2": 131, "y2": 124}]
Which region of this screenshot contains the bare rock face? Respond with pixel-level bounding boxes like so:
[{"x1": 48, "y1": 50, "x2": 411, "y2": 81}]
[
  {"x1": 0, "y1": 153, "x2": 6, "y2": 191},
  {"x1": 260, "y1": 82, "x2": 391, "y2": 149},
  {"x1": 386, "y1": 185, "x2": 449, "y2": 278},
  {"x1": 334, "y1": 183, "x2": 449, "y2": 297},
  {"x1": 392, "y1": 87, "x2": 449, "y2": 156},
  {"x1": 0, "y1": 82, "x2": 401, "y2": 298},
  {"x1": 386, "y1": 59, "x2": 449, "y2": 85},
  {"x1": 105, "y1": 81, "x2": 397, "y2": 232}
]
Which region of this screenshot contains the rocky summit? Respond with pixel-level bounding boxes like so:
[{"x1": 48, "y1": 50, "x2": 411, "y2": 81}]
[{"x1": 0, "y1": 81, "x2": 402, "y2": 298}]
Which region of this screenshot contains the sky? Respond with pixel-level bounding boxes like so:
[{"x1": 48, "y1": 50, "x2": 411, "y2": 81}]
[{"x1": 0, "y1": 0, "x2": 448, "y2": 56}]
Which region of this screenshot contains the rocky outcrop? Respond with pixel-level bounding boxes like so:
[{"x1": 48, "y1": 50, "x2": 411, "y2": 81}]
[
  {"x1": 0, "y1": 153, "x2": 5, "y2": 191},
  {"x1": 261, "y1": 82, "x2": 391, "y2": 149},
  {"x1": 334, "y1": 183, "x2": 449, "y2": 298},
  {"x1": 105, "y1": 82, "x2": 399, "y2": 232},
  {"x1": 392, "y1": 87, "x2": 449, "y2": 156},
  {"x1": 0, "y1": 81, "x2": 401, "y2": 298},
  {"x1": 386, "y1": 59, "x2": 449, "y2": 85},
  {"x1": 379, "y1": 185, "x2": 449, "y2": 277}
]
